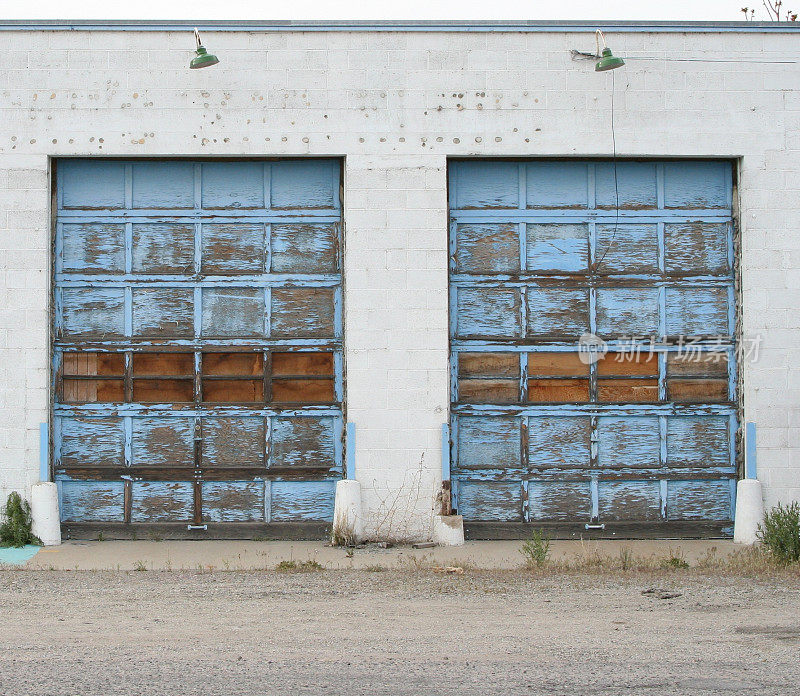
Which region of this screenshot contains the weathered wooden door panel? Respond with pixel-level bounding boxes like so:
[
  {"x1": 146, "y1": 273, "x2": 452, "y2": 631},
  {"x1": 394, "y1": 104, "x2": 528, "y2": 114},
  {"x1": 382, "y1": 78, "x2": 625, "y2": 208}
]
[
  {"x1": 59, "y1": 481, "x2": 125, "y2": 523},
  {"x1": 54, "y1": 159, "x2": 344, "y2": 534},
  {"x1": 449, "y1": 159, "x2": 737, "y2": 534}
]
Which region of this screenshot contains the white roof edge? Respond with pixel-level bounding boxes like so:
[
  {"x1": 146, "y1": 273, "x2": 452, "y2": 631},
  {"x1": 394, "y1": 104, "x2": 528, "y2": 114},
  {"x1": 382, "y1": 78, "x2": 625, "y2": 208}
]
[{"x1": 1, "y1": 19, "x2": 799, "y2": 33}]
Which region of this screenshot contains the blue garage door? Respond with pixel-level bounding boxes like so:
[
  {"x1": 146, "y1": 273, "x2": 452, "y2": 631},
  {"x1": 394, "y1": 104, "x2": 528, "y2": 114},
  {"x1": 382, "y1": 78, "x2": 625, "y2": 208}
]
[
  {"x1": 449, "y1": 160, "x2": 737, "y2": 534},
  {"x1": 53, "y1": 159, "x2": 343, "y2": 534}
]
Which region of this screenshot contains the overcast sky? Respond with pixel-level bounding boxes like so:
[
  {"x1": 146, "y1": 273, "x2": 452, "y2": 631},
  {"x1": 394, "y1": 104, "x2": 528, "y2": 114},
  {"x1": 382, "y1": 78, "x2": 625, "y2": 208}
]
[{"x1": 0, "y1": 0, "x2": 773, "y2": 22}]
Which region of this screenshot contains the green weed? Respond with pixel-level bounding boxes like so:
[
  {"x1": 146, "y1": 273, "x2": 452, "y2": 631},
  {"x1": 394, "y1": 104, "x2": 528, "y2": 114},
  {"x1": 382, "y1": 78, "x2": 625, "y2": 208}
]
[{"x1": 519, "y1": 529, "x2": 551, "y2": 569}]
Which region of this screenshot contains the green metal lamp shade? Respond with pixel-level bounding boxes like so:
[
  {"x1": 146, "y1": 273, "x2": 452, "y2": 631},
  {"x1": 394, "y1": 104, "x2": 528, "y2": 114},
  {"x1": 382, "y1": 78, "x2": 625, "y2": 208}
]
[
  {"x1": 595, "y1": 47, "x2": 625, "y2": 72},
  {"x1": 190, "y1": 45, "x2": 219, "y2": 69}
]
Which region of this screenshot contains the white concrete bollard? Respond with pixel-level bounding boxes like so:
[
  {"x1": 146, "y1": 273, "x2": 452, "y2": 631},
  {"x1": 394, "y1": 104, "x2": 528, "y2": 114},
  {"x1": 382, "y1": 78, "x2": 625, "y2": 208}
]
[
  {"x1": 432, "y1": 514, "x2": 464, "y2": 546},
  {"x1": 332, "y1": 479, "x2": 363, "y2": 545},
  {"x1": 30, "y1": 482, "x2": 61, "y2": 546},
  {"x1": 733, "y1": 478, "x2": 764, "y2": 545}
]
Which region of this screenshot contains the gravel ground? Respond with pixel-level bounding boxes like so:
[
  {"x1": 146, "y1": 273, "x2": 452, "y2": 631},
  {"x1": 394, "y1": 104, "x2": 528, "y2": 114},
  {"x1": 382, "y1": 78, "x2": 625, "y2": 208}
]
[{"x1": 1, "y1": 569, "x2": 799, "y2": 696}]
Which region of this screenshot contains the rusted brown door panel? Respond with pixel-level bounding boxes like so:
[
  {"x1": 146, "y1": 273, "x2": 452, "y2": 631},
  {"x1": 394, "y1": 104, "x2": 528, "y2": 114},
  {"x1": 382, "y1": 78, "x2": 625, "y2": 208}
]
[
  {"x1": 54, "y1": 159, "x2": 345, "y2": 532},
  {"x1": 449, "y1": 159, "x2": 737, "y2": 533}
]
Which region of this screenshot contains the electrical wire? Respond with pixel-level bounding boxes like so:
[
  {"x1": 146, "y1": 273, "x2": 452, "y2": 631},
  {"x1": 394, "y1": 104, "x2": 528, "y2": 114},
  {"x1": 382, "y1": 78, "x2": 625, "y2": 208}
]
[
  {"x1": 592, "y1": 68, "x2": 619, "y2": 273},
  {"x1": 621, "y1": 56, "x2": 798, "y2": 63},
  {"x1": 570, "y1": 50, "x2": 798, "y2": 64}
]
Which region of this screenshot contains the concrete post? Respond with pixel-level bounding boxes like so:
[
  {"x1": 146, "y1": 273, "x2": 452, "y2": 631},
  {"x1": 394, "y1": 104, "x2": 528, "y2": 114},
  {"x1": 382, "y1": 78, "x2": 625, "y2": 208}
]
[
  {"x1": 432, "y1": 514, "x2": 464, "y2": 546},
  {"x1": 734, "y1": 479, "x2": 764, "y2": 545},
  {"x1": 332, "y1": 479, "x2": 363, "y2": 545},
  {"x1": 30, "y1": 482, "x2": 61, "y2": 546},
  {"x1": 734, "y1": 422, "x2": 763, "y2": 545}
]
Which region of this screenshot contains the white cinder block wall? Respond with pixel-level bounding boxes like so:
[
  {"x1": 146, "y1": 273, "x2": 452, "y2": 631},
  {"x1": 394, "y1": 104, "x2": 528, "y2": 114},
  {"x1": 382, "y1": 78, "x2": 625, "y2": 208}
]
[{"x1": 0, "y1": 23, "x2": 798, "y2": 538}]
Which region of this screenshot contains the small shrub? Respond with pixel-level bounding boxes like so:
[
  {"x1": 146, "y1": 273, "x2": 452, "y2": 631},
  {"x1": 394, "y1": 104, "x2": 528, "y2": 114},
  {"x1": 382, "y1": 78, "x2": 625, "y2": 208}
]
[
  {"x1": 331, "y1": 515, "x2": 357, "y2": 547},
  {"x1": 661, "y1": 548, "x2": 689, "y2": 569},
  {"x1": 0, "y1": 492, "x2": 41, "y2": 548},
  {"x1": 364, "y1": 564, "x2": 386, "y2": 572},
  {"x1": 132, "y1": 560, "x2": 147, "y2": 571},
  {"x1": 276, "y1": 559, "x2": 324, "y2": 572},
  {"x1": 696, "y1": 546, "x2": 720, "y2": 570},
  {"x1": 618, "y1": 547, "x2": 635, "y2": 571},
  {"x1": 520, "y1": 529, "x2": 551, "y2": 569},
  {"x1": 758, "y1": 502, "x2": 800, "y2": 565}
]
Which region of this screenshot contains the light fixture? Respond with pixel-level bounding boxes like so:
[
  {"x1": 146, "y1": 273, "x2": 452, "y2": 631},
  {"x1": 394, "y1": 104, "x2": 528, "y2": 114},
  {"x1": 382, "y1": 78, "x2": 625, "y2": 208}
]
[
  {"x1": 594, "y1": 30, "x2": 625, "y2": 72},
  {"x1": 190, "y1": 28, "x2": 219, "y2": 69}
]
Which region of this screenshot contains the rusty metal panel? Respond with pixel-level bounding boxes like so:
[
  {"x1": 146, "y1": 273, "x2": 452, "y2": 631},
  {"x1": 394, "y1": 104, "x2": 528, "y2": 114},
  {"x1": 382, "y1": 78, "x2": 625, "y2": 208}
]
[
  {"x1": 666, "y1": 480, "x2": 732, "y2": 521},
  {"x1": 666, "y1": 416, "x2": 730, "y2": 468},
  {"x1": 458, "y1": 481, "x2": 522, "y2": 521},
  {"x1": 596, "y1": 287, "x2": 660, "y2": 336},
  {"x1": 664, "y1": 222, "x2": 729, "y2": 275},
  {"x1": 526, "y1": 223, "x2": 588, "y2": 273},
  {"x1": 202, "y1": 481, "x2": 265, "y2": 522},
  {"x1": 526, "y1": 288, "x2": 590, "y2": 337},
  {"x1": 202, "y1": 287, "x2": 266, "y2": 337},
  {"x1": 528, "y1": 481, "x2": 592, "y2": 521},
  {"x1": 598, "y1": 480, "x2": 662, "y2": 521},
  {"x1": 270, "y1": 416, "x2": 336, "y2": 469},
  {"x1": 132, "y1": 288, "x2": 194, "y2": 337},
  {"x1": 60, "y1": 417, "x2": 125, "y2": 468},
  {"x1": 271, "y1": 223, "x2": 339, "y2": 274},
  {"x1": 60, "y1": 481, "x2": 125, "y2": 522},
  {"x1": 132, "y1": 223, "x2": 196, "y2": 274},
  {"x1": 54, "y1": 159, "x2": 343, "y2": 529},
  {"x1": 130, "y1": 417, "x2": 195, "y2": 468},
  {"x1": 528, "y1": 416, "x2": 591, "y2": 469},
  {"x1": 201, "y1": 223, "x2": 265, "y2": 275},
  {"x1": 455, "y1": 223, "x2": 520, "y2": 273},
  {"x1": 269, "y1": 481, "x2": 336, "y2": 521},
  {"x1": 270, "y1": 288, "x2": 336, "y2": 338},
  {"x1": 597, "y1": 417, "x2": 661, "y2": 470},
  {"x1": 201, "y1": 417, "x2": 266, "y2": 468},
  {"x1": 456, "y1": 287, "x2": 521, "y2": 339},
  {"x1": 61, "y1": 288, "x2": 125, "y2": 338},
  {"x1": 61, "y1": 223, "x2": 126, "y2": 274},
  {"x1": 456, "y1": 416, "x2": 522, "y2": 470},
  {"x1": 449, "y1": 159, "x2": 737, "y2": 531},
  {"x1": 131, "y1": 481, "x2": 194, "y2": 522}
]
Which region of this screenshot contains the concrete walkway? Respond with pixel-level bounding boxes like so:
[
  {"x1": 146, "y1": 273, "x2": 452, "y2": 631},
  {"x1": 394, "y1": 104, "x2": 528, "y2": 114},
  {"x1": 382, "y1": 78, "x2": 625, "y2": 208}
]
[{"x1": 13, "y1": 538, "x2": 742, "y2": 571}]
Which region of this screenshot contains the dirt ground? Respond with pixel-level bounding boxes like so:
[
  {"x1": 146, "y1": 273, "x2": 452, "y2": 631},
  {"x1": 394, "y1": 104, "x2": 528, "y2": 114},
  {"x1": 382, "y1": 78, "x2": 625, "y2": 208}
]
[{"x1": 1, "y1": 569, "x2": 799, "y2": 696}]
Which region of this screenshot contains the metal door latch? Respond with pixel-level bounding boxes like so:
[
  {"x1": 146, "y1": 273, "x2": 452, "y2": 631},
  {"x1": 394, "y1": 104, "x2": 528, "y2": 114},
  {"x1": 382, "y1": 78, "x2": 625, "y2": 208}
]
[
  {"x1": 585, "y1": 523, "x2": 605, "y2": 530},
  {"x1": 187, "y1": 524, "x2": 208, "y2": 531}
]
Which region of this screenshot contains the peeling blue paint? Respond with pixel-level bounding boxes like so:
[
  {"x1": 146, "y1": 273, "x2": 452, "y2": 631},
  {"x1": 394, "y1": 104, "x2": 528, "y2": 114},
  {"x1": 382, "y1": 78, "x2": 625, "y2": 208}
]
[
  {"x1": 54, "y1": 159, "x2": 344, "y2": 525},
  {"x1": 449, "y1": 160, "x2": 738, "y2": 526}
]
